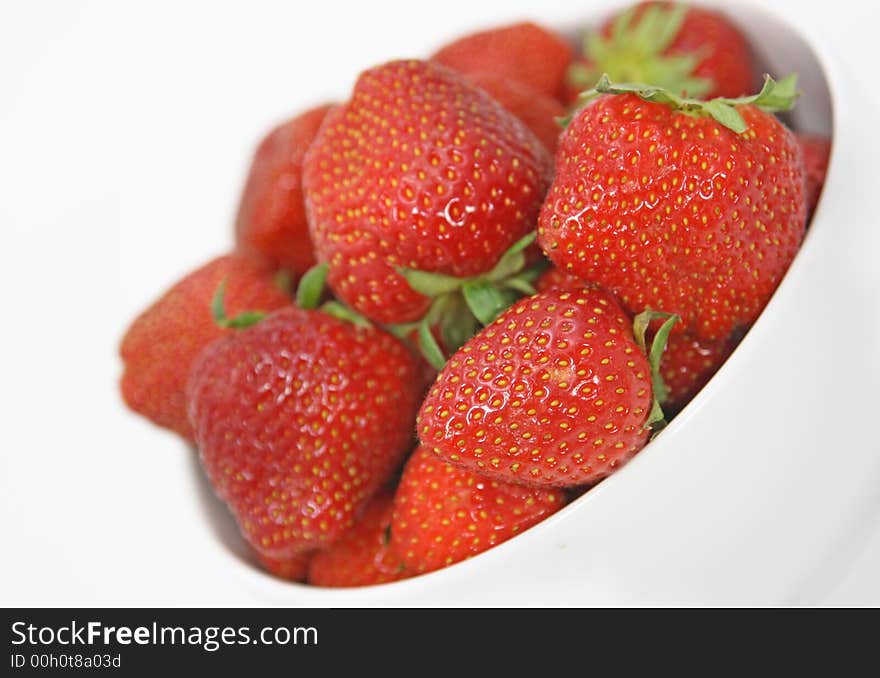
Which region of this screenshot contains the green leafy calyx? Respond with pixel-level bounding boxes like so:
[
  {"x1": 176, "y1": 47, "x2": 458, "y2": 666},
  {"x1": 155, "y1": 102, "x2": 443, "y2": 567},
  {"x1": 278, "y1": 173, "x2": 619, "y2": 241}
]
[
  {"x1": 319, "y1": 300, "x2": 372, "y2": 328},
  {"x1": 577, "y1": 73, "x2": 799, "y2": 134},
  {"x1": 567, "y1": 3, "x2": 713, "y2": 100},
  {"x1": 211, "y1": 280, "x2": 267, "y2": 330},
  {"x1": 633, "y1": 309, "x2": 679, "y2": 433},
  {"x1": 393, "y1": 231, "x2": 547, "y2": 367}
]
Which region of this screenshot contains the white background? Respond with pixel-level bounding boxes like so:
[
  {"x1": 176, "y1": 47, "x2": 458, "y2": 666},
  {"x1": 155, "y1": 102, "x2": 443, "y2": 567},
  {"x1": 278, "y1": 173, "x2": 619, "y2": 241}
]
[{"x1": 2, "y1": 0, "x2": 879, "y2": 606}]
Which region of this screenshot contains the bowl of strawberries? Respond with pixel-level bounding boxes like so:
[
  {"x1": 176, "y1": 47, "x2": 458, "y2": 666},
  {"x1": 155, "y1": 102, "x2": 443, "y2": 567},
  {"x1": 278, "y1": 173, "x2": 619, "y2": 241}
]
[{"x1": 119, "y1": 0, "x2": 880, "y2": 605}]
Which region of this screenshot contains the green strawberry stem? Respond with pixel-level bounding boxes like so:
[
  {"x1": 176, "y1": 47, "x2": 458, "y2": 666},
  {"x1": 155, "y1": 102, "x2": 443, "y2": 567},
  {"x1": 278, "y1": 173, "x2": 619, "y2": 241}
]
[
  {"x1": 395, "y1": 231, "x2": 537, "y2": 296},
  {"x1": 211, "y1": 280, "x2": 267, "y2": 329},
  {"x1": 393, "y1": 231, "x2": 545, "y2": 367},
  {"x1": 503, "y1": 277, "x2": 538, "y2": 296},
  {"x1": 417, "y1": 295, "x2": 452, "y2": 368},
  {"x1": 568, "y1": 2, "x2": 713, "y2": 100},
  {"x1": 483, "y1": 231, "x2": 536, "y2": 282},
  {"x1": 418, "y1": 317, "x2": 446, "y2": 370},
  {"x1": 295, "y1": 262, "x2": 329, "y2": 310},
  {"x1": 578, "y1": 73, "x2": 799, "y2": 134},
  {"x1": 462, "y1": 279, "x2": 509, "y2": 325},
  {"x1": 280, "y1": 234, "x2": 547, "y2": 368},
  {"x1": 393, "y1": 268, "x2": 462, "y2": 298},
  {"x1": 632, "y1": 309, "x2": 679, "y2": 432},
  {"x1": 439, "y1": 296, "x2": 481, "y2": 356},
  {"x1": 293, "y1": 261, "x2": 372, "y2": 328},
  {"x1": 319, "y1": 300, "x2": 373, "y2": 328}
]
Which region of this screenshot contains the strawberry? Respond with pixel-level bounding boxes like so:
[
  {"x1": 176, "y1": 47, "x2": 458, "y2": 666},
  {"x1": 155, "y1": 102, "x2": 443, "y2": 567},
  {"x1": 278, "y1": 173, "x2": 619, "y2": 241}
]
[
  {"x1": 566, "y1": 1, "x2": 756, "y2": 102},
  {"x1": 119, "y1": 254, "x2": 290, "y2": 439},
  {"x1": 534, "y1": 264, "x2": 735, "y2": 413},
  {"x1": 307, "y1": 491, "x2": 409, "y2": 587},
  {"x1": 657, "y1": 331, "x2": 736, "y2": 413},
  {"x1": 302, "y1": 59, "x2": 552, "y2": 327},
  {"x1": 257, "y1": 551, "x2": 313, "y2": 582},
  {"x1": 538, "y1": 76, "x2": 806, "y2": 341},
  {"x1": 187, "y1": 306, "x2": 422, "y2": 561},
  {"x1": 431, "y1": 22, "x2": 574, "y2": 101},
  {"x1": 797, "y1": 133, "x2": 831, "y2": 216},
  {"x1": 467, "y1": 72, "x2": 567, "y2": 154},
  {"x1": 418, "y1": 288, "x2": 675, "y2": 488},
  {"x1": 561, "y1": 58, "x2": 595, "y2": 107},
  {"x1": 534, "y1": 265, "x2": 585, "y2": 294},
  {"x1": 391, "y1": 446, "x2": 566, "y2": 574},
  {"x1": 235, "y1": 104, "x2": 333, "y2": 275}
]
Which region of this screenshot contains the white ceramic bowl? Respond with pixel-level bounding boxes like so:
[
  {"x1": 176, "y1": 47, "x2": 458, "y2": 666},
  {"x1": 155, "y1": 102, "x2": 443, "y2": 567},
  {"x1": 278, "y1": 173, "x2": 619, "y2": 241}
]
[
  {"x1": 5, "y1": 0, "x2": 878, "y2": 607},
  {"x1": 190, "y1": 1, "x2": 880, "y2": 605}
]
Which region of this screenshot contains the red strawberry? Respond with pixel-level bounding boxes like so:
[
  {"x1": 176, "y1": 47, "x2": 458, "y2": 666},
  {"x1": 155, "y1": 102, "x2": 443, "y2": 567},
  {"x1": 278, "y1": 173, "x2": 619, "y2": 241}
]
[
  {"x1": 418, "y1": 288, "x2": 662, "y2": 488},
  {"x1": 538, "y1": 77, "x2": 806, "y2": 341},
  {"x1": 235, "y1": 104, "x2": 333, "y2": 275},
  {"x1": 308, "y1": 491, "x2": 409, "y2": 587},
  {"x1": 119, "y1": 254, "x2": 290, "y2": 439},
  {"x1": 534, "y1": 265, "x2": 586, "y2": 294},
  {"x1": 187, "y1": 306, "x2": 422, "y2": 561},
  {"x1": 257, "y1": 551, "x2": 313, "y2": 582},
  {"x1": 467, "y1": 72, "x2": 567, "y2": 154},
  {"x1": 797, "y1": 133, "x2": 831, "y2": 216},
  {"x1": 561, "y1": 57, "x2": 595, "y2": 106},
  {"x1": 657, "y1": 331, "x2": 735, "y2": 413},
  {"x1": 566, "y1": 1, "x2": 756, "y2": 102},
  {"x1": 302, "y1": 59, "x2": 552, "y2": 326},
  {"x1": 534, "y1": 264, "x2": 734, "y2": 413},
  {"x1": 391, "y1": 446, "x2": 566, "y2": 574},
  {"x1": 432, "y1": 22, "x2": 574, "y2": 101}
]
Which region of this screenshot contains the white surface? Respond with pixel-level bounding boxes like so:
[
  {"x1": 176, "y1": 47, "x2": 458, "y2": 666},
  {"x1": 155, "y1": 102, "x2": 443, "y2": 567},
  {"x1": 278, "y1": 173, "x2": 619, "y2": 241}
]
[{"x1": 2, "y1": 0, "x2": 879, "y2": 607}]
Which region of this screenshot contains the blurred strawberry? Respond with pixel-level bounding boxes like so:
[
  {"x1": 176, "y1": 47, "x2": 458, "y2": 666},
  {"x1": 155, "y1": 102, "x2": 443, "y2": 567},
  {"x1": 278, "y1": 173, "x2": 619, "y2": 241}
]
[
  {"x1": 566, "y1": 1, "x2": 756, "y2": 103},
  {"x1": 257, "y1": 551, "x2": 313, "y2": 582},
  {"x1": 432, "y1": 22, "x2": 574, "y2": 100},
  {"x1": 187, "y1": 306, "x2": 422, "y2": 560},
  {"x1": 308, "y1": 491, "x2": 409, "y2": 587},
  {"x1": 797, "y1": 133, "x2": 831, "y2": 217},
  {"x1": 119, "y1": 254, "x2": 290, "y2": 440},
  {"x1": 534, "y1": 265, "x2": 586, "y2": 294},
  {"x1": 235, "y1": 104, "x2": 333, "y2": 275},
  {"x1": 658, "y1": 331, "x2": 736, "y2": 413},
  {"x1": 468, "y1": 72, "x2": 567, "y2": 153},
  {"x1": 391, "y1": 446, "x2": 566, "y2": 574}
]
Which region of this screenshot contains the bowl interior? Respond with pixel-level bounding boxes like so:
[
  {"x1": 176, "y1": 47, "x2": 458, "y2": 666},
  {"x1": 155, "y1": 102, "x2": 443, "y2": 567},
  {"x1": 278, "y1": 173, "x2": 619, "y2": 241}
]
[{"x1": 189, "y1": 1, "x2": 835, "y2": 595}]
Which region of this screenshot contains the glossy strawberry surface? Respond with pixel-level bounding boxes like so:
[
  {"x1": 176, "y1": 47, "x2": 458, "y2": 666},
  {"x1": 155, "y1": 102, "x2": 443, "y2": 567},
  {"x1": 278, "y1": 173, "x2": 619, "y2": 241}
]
[
  {"x1": 538, "y1": 93, "x2": 806, "y2": 341},
  {"x1": 187, "y1": 307, "x2": 422, "y2": 560},
  {"x1": 391, "y1": 446, "x2": 566, "y2": 574},
  {"x1": 302, "y1": 59, "x2": 551, "y2": 324},
  {"x1": 418, "y1": 288, "x2": 653, "y2": 487}
]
